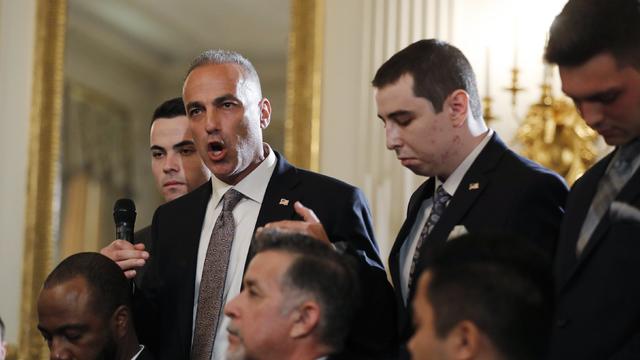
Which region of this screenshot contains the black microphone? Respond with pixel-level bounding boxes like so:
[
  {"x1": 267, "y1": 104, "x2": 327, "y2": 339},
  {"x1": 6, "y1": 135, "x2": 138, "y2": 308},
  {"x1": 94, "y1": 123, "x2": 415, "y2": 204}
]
[{"x1": 113, "y1": 198, "x2": 136, "y2": 243}]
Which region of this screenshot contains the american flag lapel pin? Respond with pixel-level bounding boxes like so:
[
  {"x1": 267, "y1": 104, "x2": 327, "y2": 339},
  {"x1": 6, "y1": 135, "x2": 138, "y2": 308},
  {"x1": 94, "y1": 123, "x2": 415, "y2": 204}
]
[
  {"x1": 279, "y1": 198, "x2": 290, "y2": 206},
  {"x1": 468, "y1": 182, "x2": 480, "y2": 190}
]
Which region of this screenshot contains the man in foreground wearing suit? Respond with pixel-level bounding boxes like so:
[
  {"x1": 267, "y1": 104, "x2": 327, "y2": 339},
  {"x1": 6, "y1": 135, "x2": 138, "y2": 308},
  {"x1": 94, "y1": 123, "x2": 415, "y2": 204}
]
[
  {"x1": 110, "y1": 50, "x2": 395, "y2": 359},
  {"x1": 545, "y1": 0, "x2": 640, "y2": 358},
  {"x1": 372, "y1": 39, "x2": 568, "y2": 347},
  {"x1": 37, "y1": 253, "x2": 153, "y2": 360}
]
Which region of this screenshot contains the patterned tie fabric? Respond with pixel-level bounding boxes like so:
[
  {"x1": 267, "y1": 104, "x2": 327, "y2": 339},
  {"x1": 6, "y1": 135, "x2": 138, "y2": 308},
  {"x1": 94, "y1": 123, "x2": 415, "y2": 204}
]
[
  {"x1": 576, "y1": 141, "x2": 640, "y2": 256},
  {"x1": 192, "y1": 188, "x2": 244, "y2": 360},
  {"x1": 408, "y1": 185, "x2": 451, "y2": 289}
]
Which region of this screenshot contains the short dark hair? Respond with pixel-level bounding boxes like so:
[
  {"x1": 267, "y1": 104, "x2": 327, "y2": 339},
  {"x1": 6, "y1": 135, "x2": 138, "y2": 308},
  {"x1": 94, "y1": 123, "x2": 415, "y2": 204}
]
[
  {"x1": 545, "y1": 0, "x2": 640, "y2": 68},
  {"x1": 42, "y1": 252, "x2": 132, "y2": 321},
  {"x1": 151, "y1": 97, "x2": 186, "y2": 127},
  {"x1": 424, "y1": 233, "x2": 553, "y2": 360},
  {"x1": 254, "y1": 229, "x2": 360, "y2": 353},
  {"x1": 372, "y1": 39, "x2": 482, "y2": 120},
  {"x1": 0, "y1": 315, "x2": 4, "y2": 342},
  {"x1": 186, "y1": 49, "x2": 262, "y2": 97}
]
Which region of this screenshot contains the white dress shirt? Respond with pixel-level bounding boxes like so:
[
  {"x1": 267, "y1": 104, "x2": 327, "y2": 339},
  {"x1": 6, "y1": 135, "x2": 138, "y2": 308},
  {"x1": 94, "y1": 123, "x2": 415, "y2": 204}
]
[
  {"x1": 191, "y1": 145, "x2": 277, "y2": 360},
  {"x1": 399, "y1": 129, "x2": 493, "y2": 304}
]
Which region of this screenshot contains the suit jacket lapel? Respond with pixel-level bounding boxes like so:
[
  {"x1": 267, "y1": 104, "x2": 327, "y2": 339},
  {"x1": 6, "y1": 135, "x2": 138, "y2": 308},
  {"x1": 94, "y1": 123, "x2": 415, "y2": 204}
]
[
  {"x1": 255, "y1": 152, "x2": 299, "y2": 228},
  {"x1": 554, "y1": 160, "x2": 603, "y2": 291},
  {"x1": 184, "y1": 180, "x2": 213, "y2": 261},
  {"x1": 562, "y1": 155, "x2": 640, "y2": 289},
  {"x1": 243, "y1": 152, "x2": 298, "y2": 269},
  {"x1": 416, "y1": 133, "x2": 506, "y2": 263},
  {"x1": 170, "y1": 180, "x2": 212, "y2": 353}
]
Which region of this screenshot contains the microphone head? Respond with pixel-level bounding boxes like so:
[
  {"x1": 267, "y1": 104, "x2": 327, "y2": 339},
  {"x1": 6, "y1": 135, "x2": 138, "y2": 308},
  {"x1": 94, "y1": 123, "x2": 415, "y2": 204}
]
[{"x1": 113, "y1": 198, "x2": 136, "y2": 224}]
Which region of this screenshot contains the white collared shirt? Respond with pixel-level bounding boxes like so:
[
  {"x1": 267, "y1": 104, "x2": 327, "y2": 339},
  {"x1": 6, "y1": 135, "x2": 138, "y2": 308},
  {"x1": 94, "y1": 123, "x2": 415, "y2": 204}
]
[
  {"x1": 192, "y1": 145, "x2": 277, "y2": 360},
  {"x1": 399, "y1": 129, "x2": 494, "y2": 304}
]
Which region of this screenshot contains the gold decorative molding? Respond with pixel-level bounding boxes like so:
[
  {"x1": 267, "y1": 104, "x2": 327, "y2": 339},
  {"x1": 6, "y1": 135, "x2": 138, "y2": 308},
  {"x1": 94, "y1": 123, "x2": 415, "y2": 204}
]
[
  {"x1": 516, "y1": 82, "x2": 598, "y2": 185},
  {"x1": 18, "y1": 0, "x2": 66, "y2": 359},
  {"x1": 285, "y1": 0, "x2": 325, "y2": 171}
]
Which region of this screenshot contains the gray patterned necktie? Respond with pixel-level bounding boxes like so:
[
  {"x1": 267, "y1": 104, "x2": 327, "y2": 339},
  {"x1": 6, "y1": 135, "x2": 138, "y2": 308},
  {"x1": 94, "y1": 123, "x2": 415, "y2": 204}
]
[
  {"x1": 577, "y1": 141, "x2": 640, "y2": 256},
  {"x1": 408, "y1": 185, "x2": 451, "y2": 289},
  {"x1": 192, "y1": 188, "x2": 244, "y2": 360}
]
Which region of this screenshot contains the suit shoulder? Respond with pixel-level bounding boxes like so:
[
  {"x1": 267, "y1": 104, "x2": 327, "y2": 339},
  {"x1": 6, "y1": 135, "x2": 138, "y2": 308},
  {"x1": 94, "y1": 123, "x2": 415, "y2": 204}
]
[
  {"x1": 134, "y1": 225, "x2": 152, "y2": 241},
  {"x1": 155, "y1": 181, "x2": 210, "y2": 215},
  {"x1": 294, "y1": 167, "x2": 362, "y2": 194},
  {"x1": 502, "y1": 148, "x2": 568, "y2": 188}
]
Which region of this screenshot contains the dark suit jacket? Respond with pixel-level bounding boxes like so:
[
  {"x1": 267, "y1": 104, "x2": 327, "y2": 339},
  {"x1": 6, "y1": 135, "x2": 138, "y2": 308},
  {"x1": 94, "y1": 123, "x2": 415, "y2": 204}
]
[
  {"x1": 389, "y1": 134, "x2": 568, "y2": 342},
  {"x1": 136, "y1": 347, "x2": 156, "y2": 360},
  {"x1": 134, "y1": 152, "x2": 397, "y2": 359},
  {"x1": 133, "y1": 226, "x2": 151, "y2": 289},
  {"x1": 550, "y1": 150, "x2": 640, "y2": 360}
]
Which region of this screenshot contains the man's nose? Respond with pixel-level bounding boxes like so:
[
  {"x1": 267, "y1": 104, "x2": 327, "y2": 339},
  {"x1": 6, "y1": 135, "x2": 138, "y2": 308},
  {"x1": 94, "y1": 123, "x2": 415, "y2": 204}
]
[
  {"x1": 385, "y1": 123, "x2": 402, "y2": 151},
  {"x1": 205, "y1": 111, "x2": 220, "y2": 134},
  {"x1": 224, "y1": 295, "x2": 240, "y2": 319},
  {"x1": 163, "y1": 152, "x2": 180, "y2": 173},
  {"x1": 579, "y1": 101, "x2": 604, "y2": 129},
  {"x1": 49, "y1": 339, "x2": 71, "y2": 360}
]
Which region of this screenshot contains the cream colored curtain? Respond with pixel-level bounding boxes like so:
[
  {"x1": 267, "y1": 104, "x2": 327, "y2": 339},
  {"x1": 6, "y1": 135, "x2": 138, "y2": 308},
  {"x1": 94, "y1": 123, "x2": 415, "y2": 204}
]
[{"x1": 58, "y1": 81, "x2": 132, "y2": 255}]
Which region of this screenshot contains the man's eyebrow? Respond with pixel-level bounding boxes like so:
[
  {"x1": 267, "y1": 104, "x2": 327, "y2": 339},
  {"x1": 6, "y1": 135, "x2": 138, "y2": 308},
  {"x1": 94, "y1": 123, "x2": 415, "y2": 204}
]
[
  {"x1": 185, "y1": 100, "x2": 202, "y2": 110},
  {"x1": 38, "y1": 323, "x2": 89, "y2": 333},
  {"x1": 386, "y1": 110, "x2": 414, "y2": 120},
  {"x1": 173, "y1": 140, "x2": 196, "y2": 149},
  {"x1": 566, "y1": 86, "x2": 621, "y2": 102},
  {"x1": 584, "y1": 89, "x2": 621, "y2": 102},
  {"x1": 243, "y1": 278, "x2": 262, "y2": 291},
  {"x1": 150, "y1": 145, "x2": 166, "y2": 152},
  {"x1": 213, "y1": 94, "x2": 241, "y2": 105}
]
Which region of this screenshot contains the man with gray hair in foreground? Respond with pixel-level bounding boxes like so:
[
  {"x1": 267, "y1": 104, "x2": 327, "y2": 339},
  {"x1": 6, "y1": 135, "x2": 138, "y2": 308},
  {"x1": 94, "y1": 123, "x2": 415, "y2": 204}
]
[{"x1": 224, "y1": 229, "x2": 360, "y2": 360}]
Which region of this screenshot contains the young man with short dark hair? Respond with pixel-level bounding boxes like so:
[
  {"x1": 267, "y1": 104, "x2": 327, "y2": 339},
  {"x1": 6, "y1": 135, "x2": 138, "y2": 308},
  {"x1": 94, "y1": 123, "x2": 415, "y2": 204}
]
[{"x1": 545, "y1": 0, "x2": 640, "y2": 358}]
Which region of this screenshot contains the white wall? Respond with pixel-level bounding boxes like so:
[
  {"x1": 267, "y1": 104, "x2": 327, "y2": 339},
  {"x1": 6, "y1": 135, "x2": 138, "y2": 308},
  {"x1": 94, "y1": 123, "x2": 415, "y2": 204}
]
[{"x1": 0, "y1": 0, "x2": 36, "y2": 345}]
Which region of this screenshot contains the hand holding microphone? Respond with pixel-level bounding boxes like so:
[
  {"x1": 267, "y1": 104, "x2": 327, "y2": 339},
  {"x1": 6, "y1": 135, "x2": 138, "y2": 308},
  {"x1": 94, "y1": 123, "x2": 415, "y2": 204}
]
[{"x1": 100, "y1": 198, "x2": 149, "y2": 279}]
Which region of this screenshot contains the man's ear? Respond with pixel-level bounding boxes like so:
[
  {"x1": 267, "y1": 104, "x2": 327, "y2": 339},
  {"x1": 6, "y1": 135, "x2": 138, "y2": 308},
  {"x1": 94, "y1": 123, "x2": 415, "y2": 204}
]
[
  {"x1": 444, "y1": 320, "x2": 481, "y2": 360},
  {"x1": 111, "y1": 305, "x2": 130, "y2": 339},
  {"x1": 289, "y1": 301, "x2": 321, "y2": 339},
  {"x1": 446, "y1": 90, "x2": 470, "y2": 128},
  {"x1": 259, "y1": 98, "x2": 272, "y2": 129}
]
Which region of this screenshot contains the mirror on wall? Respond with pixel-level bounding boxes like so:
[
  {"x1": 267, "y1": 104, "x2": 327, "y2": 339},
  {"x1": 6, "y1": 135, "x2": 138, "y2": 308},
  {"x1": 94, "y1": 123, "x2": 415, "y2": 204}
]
[{"x1": 57, "y1": 0, "x2": 290, "y2": 257}]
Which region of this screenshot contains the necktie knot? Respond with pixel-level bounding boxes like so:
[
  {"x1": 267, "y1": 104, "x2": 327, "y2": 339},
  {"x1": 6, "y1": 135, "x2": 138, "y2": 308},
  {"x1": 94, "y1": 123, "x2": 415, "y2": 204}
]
[
  {"x1": 433, "y1": 185, "x2": 451, "y2": 210},
  {"x1": 222, "y1": 189, "x2": 244, "y2": 212}
]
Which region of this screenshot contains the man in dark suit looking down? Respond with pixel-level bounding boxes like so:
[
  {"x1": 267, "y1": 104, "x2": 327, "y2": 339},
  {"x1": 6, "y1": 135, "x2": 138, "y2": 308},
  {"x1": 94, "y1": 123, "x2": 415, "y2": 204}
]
[{"x1": 545, "y1": 0, "x2": 640, "y2": 358}]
